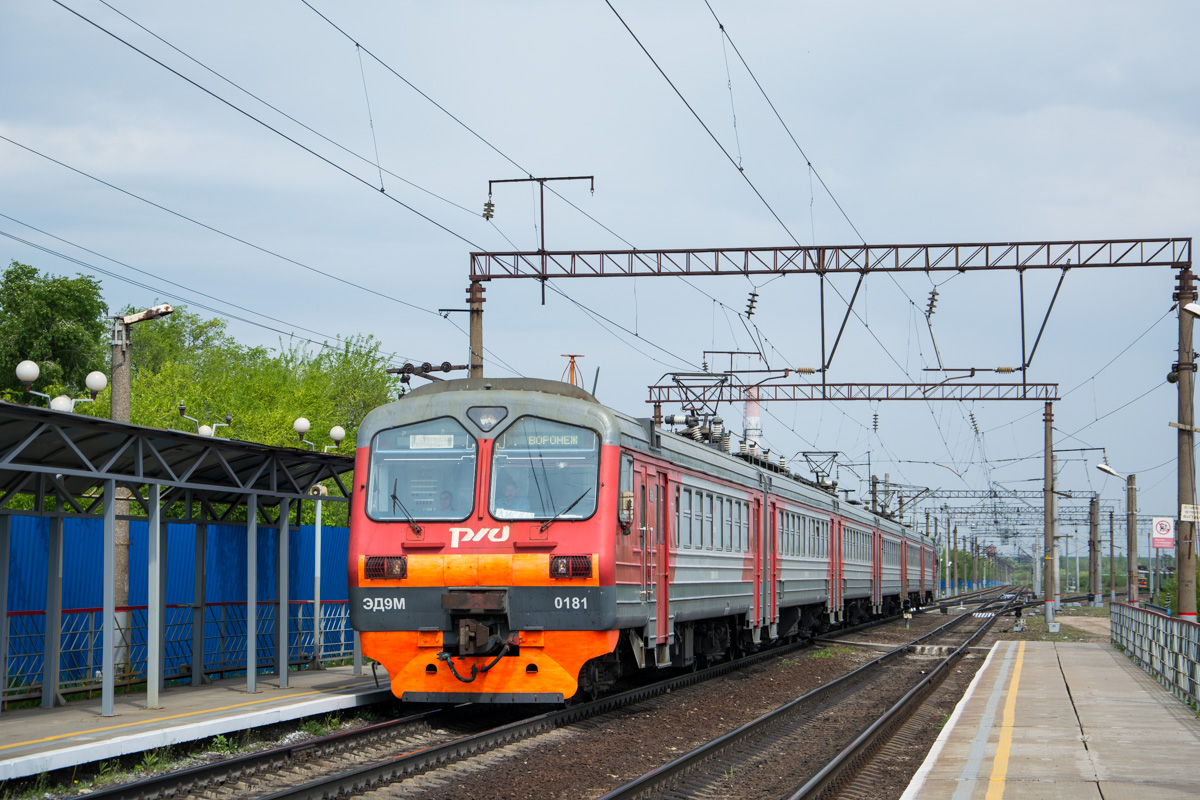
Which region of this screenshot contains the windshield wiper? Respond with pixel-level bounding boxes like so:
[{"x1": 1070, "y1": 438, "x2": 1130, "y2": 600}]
[
  {"x1": 390, "y1": 479, "x2": 423, "y2": 535},
  {"x1": 540, "y1": 487, "x2": 592, "y2": 533}
]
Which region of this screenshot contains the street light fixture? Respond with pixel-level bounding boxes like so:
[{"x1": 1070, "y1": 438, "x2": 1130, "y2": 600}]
[
  {"x1": 1096, "y1": 461, "x2": 1137, "y2": 604},
  {"x1": 326, "y1": 426, "x2": 346, "y2": 453},
  {"x1": 15, "y1": 361, "x2": 108, "y2": 411},
  {"x1": 294, "y1": 418, "x2": 345, "y2": 452},
  {"x1": 178, "y1": 402, "x2": 231, "y2": 437}
]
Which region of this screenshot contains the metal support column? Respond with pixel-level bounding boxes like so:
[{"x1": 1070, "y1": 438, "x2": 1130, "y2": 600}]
[
  {"x1": 42, "y1": 515, "x2": 63, "y2": 709},
  {"x1": 1109, "y1": 510, "x2": 1116, "y2": 604},
  {"x1": 1043, "y1": 402, "x2": 1055, "y2": 624},
  {"x1": 1127, "y1": 475, "x2": 1138, "y2": 604},
  {"x1": 313, "y1": 497, "x2": 324, "y2": 668},
  {"x1": 933, "y1": 517, "x2": 940, "y2": 597},
  {"x1": 101, "y1": 479, "x2": 116, "y2": 716},
  {"x1": 468, "y1": 280, "x2": 485, "y2": 378},
  {"x1": 0, "y1": 515, "x2": 9, "y2": 716},
  {"x1": 146, "y1": 484, "x2": 163, "y2": 708},
  {"x1": 191, "y1": 501, "x2": 207, "y2": 686},
  {"x1": 1177, "y1": 268, "x2": 1198, "y2": 619},
  {"x1": 1052, "y1": 455, "x2": 1061, "y2": 612},
  {"x1": 952, "y1": 525, "x2": 958, "y2": 597},
  {"x1": 1089, "y1": 496, "x2": 1101, "y2": 606},
  {"x1": 246, "y1": 494, "x2": 259, "y2": 694},
  {"x1": 276, "y1": 498, "x2": 290, "y2": 688}
]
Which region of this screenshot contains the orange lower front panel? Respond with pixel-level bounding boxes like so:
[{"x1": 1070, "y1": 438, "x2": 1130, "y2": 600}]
[{"x1": 361, "y1": 629, "x2": 620, "y2": 703}]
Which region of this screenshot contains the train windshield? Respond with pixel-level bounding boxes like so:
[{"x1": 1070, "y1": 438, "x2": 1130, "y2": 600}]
[
  {"x1": 490, "y1": 417, "x2": 600, "y2": 521},
  {"x1": 367, "y1": 418, "x2": 476, "y2": 521}
]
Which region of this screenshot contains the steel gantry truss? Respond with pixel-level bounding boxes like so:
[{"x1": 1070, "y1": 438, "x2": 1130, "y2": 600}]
[
  {"x1": 646, "y1": 377, "x2": 1058, "y2": 421},
  {"x1": 470, "y1": 238, "x2": 1191, "y2": 280}
]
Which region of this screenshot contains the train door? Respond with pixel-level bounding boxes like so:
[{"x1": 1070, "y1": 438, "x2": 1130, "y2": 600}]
[
  {"x1": 828, "y1": 518, "x2": 843, "y2": 621},
  {"x1": 900, "y1": 541, "x2": 909, "y2": 601},
  {"x1": 634, "y1": 464, "x2": 670, "y2": 648},
  {"x1": 758, "y1": 496, "x2": 777, "y2": 628},
  {"x1": 652, "y1": 471, "x2": 670, "y2": 645},
  {"x1": 872, "y1": 531, "x2": 882, "y2": 613},
  {"x1": 749, "y1": 501, "x2": 760, "y2": 626}
]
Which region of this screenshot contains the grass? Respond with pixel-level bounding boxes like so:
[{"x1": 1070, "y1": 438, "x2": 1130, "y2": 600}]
[
  {"x1": 1058, "y1": 604, "x2": 1112, "y2": 618},
  {"x1": 996, "y1": 614, "x2": 1107, "y2": 643},
  {"x1": 809, "y1": 645, "x2": 857, "y2": 659}
]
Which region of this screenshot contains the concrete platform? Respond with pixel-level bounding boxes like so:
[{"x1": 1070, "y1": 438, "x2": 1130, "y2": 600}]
[
  {"x1": 902, "y1": 640, "x2": 1200, "y2": 799},
  {"x1": 0, "y1": 666, "x2": 393, "y2": 781}
]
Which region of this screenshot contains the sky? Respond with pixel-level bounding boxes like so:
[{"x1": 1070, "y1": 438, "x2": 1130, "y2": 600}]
[{"x1": 3, "y1": 1, "x2": 1199, "y2": 556}]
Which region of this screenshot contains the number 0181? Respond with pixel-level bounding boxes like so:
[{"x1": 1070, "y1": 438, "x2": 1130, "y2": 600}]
[{"x1": 554, "y1": 596, "x2": 587, "y2": 610}]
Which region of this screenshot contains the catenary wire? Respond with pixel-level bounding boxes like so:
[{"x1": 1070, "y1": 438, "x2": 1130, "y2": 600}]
[
  {"x1": 0, "y1": 213, "x2": 415, "y2": 363},
  {"x1": 0, "y1": 228, "x2": 417, "y2": 365},
  {"x1": 0, "y1": 136, "x2": 523, "y2": 376},
  {"x1": 604, "y1": 0, "x2": 803, "y2": 245},
  {"x1": 51, "y1": 0, "x2": 485, "y2": 251},
  {"x1": 93, "y1": 0, "x2": 479, "y2": 218},
  {"x1": 0, "y1": 134, "x2": 441, "y2": 319},
  {"x1": 297, "y1": 0, "x2": 637, "y2": 250}
]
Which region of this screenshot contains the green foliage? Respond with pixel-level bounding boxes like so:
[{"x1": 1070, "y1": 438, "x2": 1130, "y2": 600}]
[
  {"x1": 138, "y1": 747, "x2": 169, "y2": 772},
  {"x1": 80, "y1": 305, "x2": 400, "y2": 525},
  {"x1": 210, "y1": 733, "x2": 238, "y2": 754},
  {"x1": 0, "y1": 260, "x2": 108, "y2": 397},
  {"x1": 301, "y1": 718, "x2": 327, "y2": 737},
  {"x1": 809, "y1": 645, "x2": 854, "y2": 659}
]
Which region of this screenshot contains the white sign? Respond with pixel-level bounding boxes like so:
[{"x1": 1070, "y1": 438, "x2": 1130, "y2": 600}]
[
  {"x1": 1152, "y1": 517, "x2": 1175, "y2": 549},
  {"x1": 1181, "y1": 504, "x2": 1199, "y2": 522}
]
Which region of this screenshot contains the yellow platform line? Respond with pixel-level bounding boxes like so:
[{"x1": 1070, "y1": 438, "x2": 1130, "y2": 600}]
[
  {"x1": 0, "y1": 681, "x2": 372, "y2": 752},
  {"x1": 984, "y1": 641, "x2": 1025, "y2": 800}
]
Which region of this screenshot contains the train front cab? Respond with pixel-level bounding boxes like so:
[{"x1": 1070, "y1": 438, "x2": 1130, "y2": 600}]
[{"x1": 349, "y1": 381, "x2": 626, "y2": 703}]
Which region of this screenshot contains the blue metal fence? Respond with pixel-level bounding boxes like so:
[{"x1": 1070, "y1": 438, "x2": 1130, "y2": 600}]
[{"x1": 3, "y1": 516, "x2": 353, "y2": 706}]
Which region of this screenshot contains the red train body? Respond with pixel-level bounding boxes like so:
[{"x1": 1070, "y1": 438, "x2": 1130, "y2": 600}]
[{"x1": 348, "y1": 378, "x2": 936, "y2": 702}]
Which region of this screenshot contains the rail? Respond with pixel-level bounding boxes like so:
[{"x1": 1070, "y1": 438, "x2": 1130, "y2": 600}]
[
  {"x1": 1111, "y1": 602, "x2": 1200, "y2": 710},
  {"x1": 596, "y1": 596, "x2": 1007, "y2": 800}
]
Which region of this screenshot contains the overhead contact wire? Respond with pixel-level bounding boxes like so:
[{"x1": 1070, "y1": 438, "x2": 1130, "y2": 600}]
[
  {"x1": 604, "y1": 0, "x2": 803, "y2": 246},
  {"x1": 93, "y1": 0, "x2": 475, "y2": 217},
  {"x1": 0, "y1": 134, "x2": 440, "y2": 318},
  {"x1": 51, "y1": 0, "x2": 484, "y2": 251}
]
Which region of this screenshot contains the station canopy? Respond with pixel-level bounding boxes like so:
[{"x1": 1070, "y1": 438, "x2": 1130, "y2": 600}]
[{"x1": 0, "y1": 402, "x2": 352, "y2": 513}]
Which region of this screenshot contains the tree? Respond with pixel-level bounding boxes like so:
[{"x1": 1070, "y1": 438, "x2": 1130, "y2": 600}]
[
  {"x1": 0, "y1": 260, "x2": 108, "y2": 397},
  {"x1": 84, "y1": 306, "x2": 402, "y2": 524}
]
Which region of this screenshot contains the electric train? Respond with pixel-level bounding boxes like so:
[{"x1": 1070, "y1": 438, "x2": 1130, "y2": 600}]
[{"x1": 348, "y1": 377, "x2": 937, "y2": 703}]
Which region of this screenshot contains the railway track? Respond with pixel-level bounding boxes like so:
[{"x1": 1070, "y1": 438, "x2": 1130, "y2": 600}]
[
  {"x1": 67, "y1": 627, "x2": 822, "y2": 800},
  {"x1": 67, "y1": 590, "x2": 1006, "y2": 800},
  {"x1": 596, "y1": 595, "x2": 1012, "y2": 800}
]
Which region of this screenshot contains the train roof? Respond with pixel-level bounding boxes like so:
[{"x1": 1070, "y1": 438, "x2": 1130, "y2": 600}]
[{"x1": 364, "y1": 378, "x2": 930, "y2": 545}]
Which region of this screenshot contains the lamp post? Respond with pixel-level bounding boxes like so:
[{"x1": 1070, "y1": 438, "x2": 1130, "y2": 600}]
[
  {"x1": 1097, "y1": 462, "x2": 1137, "y2": 604},
  {"x1": 293, "y1": 420, "x2": 346, "y2": 667},
  {"x1": 109, "y1": 304, "x2": 173, "y2": 681}
]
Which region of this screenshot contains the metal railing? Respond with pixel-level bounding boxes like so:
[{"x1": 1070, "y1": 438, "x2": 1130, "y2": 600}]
[
  {"x1": 1111, "y1": 602, "x2": 1200, "y2": 710},
  {"x1": 3, "y1": 600, "x2": 355, "y2": 707}
]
